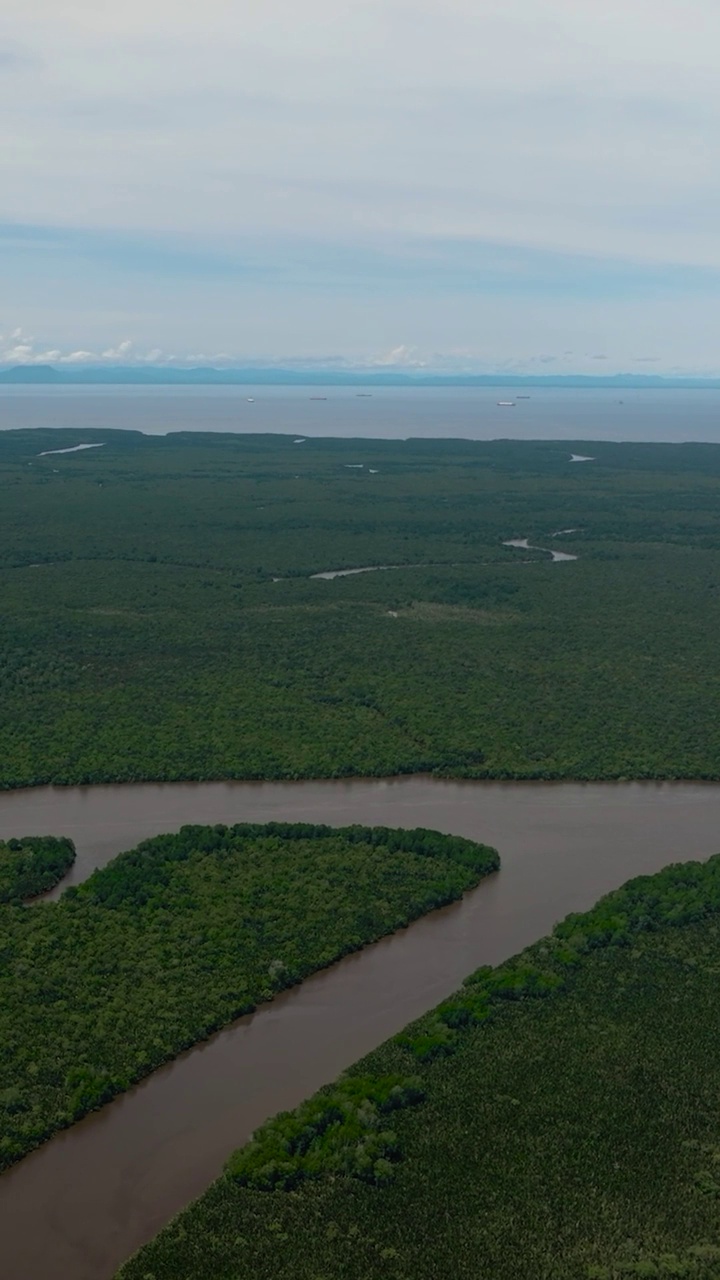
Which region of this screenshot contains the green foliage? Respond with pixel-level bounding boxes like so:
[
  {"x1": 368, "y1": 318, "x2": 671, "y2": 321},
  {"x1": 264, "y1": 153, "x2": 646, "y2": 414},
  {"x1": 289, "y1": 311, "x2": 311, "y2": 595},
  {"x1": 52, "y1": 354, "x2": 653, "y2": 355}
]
[
  {"x1": 402, "y1": 963, "x2": 564, "y2": 1058},
  {"x1": 553, "y1": 857, "x2": 720, "y2": 945},
  {"x1": 400, "y1": 856, "x2": 720, "y2": 1059},
  {"x1": 5, "y1": 430, "x2": 720, "y2": 785},
  {"x1": 119, "y1": 854, "x2": 720, "y2": 1280},
  {"x1": 0, "y1": 835, "x2": 75, "y2": 902},
  {"x1": 587, "y1": 1243, "x2": 720, "y2": 1277},
  {"x1": 226, "y1": 1075, "x2": 425, "y2": 1190},
  {"x1": 0, "y1": 821, "x2": 496, "y2": 1170}
]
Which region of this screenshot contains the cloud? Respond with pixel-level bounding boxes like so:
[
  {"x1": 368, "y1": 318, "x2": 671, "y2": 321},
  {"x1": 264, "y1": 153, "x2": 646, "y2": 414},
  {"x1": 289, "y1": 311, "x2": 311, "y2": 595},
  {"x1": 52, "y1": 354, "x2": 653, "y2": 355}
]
[
  {"x1": 2, "y1": 327, "x2": 720, "y2": 377},
  {"x1": 101, "y1": 339, "x2": 134, "y2": 360},
  {"x1": 0, "y1": 331, "x2": 199, "y2": 367},
  {"x1": 371, "y1": 344, "x2": 427, "y2": 368}
]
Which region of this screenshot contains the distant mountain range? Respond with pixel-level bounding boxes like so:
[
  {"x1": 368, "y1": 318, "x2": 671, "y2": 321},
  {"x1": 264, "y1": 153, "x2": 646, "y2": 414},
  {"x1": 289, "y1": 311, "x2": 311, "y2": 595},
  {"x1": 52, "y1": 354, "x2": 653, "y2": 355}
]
[{"x1": 1, "y1": 364, "x2": 720, "y2": 389}]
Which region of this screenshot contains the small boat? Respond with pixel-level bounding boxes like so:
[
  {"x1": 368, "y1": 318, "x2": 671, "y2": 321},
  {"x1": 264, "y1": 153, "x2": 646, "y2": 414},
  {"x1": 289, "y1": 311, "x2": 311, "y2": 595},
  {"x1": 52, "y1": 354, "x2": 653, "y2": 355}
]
[
  {"x1": 246, "y1": 397, "x2": 255, "y2": 402},
  {"x1": 310, "y1": 396, "x2": 327, "y2": 401},
  {"x1": 497, "y1": 401, "x2": 516, "y2": 407}
]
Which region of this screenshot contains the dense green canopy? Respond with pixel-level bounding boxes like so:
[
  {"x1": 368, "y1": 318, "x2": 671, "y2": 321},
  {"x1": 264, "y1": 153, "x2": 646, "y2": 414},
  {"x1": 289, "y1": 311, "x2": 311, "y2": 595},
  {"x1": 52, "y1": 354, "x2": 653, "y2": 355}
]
[
  {"x1": 120, "y1": 854, "x2": 720, "y2": 1280},
  {"x1": 0, "y1": 821, "x2": 497, "y2": 1170},
  {"x1": 3, "y1": 429, "x2": 720, "y2": 784},
  {"x1": 0, "y1": 835, "x2": 75, "y2": 903}
]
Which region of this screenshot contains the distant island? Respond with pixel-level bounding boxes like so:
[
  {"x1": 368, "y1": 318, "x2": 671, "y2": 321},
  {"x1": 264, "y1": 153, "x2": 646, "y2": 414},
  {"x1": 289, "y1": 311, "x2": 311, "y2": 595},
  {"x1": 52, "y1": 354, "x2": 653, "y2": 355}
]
[{"x1": 2, "y1": 364, "x2": 720, "y2": 389}]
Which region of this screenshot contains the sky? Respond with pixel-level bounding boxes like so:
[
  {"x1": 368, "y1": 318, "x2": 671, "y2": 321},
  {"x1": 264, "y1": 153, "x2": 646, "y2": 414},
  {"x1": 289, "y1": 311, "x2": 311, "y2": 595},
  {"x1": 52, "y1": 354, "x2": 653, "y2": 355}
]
[{"x1": 1, "y1": 0, "x2": 719, "y2": 374}]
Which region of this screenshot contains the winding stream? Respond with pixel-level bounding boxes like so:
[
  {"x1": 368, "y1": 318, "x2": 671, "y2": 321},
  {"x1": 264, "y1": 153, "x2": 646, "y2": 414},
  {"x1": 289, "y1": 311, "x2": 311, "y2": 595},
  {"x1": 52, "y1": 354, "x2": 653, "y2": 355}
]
[
  {"x1": 2, "y1": 777, "x2": 720, "y2": 1279},
  {"x1": 503, "y1": 537, "x2": 578, "y2": 563},
  {"x1": 310, "y1": 564, "x2": 398, "y2": 580}
]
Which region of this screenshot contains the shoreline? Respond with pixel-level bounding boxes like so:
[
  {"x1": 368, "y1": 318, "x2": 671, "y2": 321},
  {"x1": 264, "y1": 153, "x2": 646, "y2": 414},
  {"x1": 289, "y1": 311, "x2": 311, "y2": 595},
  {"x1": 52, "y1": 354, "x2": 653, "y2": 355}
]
[
  {"x1": 4, "y1": 776, "x2": 720, "y2": 1279},
  {"x1": 4, "y1": 766, "x2": 720, "y2": 795}
]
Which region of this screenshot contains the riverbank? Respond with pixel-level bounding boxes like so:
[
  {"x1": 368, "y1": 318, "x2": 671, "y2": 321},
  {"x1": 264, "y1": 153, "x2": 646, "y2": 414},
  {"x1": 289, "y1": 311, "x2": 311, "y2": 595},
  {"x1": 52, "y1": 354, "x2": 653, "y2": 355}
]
[
  {"x1": 0, "y1": 823, "x2": 497, "y2": 1172},
  {"x1": 3, "y1": 776, "x2": 720, "y2": 898},
  {"x1": 2, "y1": 779, "x2": 720, "y2": 1278},
  {"x1": 120, "y1": 855, "x2": 720, "y2": 1280}
]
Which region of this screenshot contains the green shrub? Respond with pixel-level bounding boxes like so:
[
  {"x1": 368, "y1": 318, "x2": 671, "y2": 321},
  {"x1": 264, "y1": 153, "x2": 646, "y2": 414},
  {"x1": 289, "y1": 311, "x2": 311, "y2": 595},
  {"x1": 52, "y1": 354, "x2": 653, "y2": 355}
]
[{"x1": 226, "y1": 1076, "x2": 425, "y2": 1190}]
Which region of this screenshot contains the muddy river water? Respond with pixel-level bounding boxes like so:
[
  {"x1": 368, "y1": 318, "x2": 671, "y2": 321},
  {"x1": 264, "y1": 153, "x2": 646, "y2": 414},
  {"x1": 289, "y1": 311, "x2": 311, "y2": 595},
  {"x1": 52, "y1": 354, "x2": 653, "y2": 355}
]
[{"x1": 2, "y1": 776, "x2": 720, "y2": 1278}]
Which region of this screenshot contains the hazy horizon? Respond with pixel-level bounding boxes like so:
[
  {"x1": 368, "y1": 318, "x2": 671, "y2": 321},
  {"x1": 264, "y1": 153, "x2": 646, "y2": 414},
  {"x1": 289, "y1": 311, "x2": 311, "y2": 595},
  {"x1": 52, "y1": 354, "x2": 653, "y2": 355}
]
[
  {"x1": 2, "y1": 383, "x2": 720, "y2": 444},
  {"x1": 5, "y1": 363, "x2": 720, "y2": 388}
]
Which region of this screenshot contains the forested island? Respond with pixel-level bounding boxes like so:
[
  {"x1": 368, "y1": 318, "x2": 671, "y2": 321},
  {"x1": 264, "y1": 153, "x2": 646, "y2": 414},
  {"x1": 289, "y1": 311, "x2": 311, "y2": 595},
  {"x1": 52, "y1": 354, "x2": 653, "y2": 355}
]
[
  {"x1": 4, "y1": 429, "x2": 720, "y2": 785},
  {"x1": 119, "y1": 855, "x2": 720, "y2": 1280},
  {"x1": 0, "y1": 821, "x2": 497, "y2": 1170}
]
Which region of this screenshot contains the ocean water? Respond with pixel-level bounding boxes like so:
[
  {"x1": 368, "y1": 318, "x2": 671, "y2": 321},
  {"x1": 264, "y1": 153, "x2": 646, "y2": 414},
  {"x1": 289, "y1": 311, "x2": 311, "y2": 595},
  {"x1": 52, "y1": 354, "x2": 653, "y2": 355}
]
[{"x1": 0, "y1": 384, "x2": 719, "y2": 442}]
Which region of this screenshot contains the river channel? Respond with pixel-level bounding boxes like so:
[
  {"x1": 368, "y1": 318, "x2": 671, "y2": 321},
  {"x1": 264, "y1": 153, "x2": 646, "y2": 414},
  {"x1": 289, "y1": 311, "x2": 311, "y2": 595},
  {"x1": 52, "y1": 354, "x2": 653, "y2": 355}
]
[{"x1": 2, "y1": 777, "x2": 720, "y2": 1279}]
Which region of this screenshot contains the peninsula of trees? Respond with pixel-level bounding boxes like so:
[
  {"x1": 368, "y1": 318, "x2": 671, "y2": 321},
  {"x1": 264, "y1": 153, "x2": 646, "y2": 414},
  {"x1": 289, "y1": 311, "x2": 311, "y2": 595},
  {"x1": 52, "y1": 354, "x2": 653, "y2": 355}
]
[{"x1": 0, "y1": 822, "x2": 497, "y2": 1170}]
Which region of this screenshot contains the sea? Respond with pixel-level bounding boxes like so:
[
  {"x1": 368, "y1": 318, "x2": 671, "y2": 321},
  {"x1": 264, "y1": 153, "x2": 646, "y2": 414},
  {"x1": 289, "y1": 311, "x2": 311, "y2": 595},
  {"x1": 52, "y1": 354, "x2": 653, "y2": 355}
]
[{"x1": 1, "y1": 384, "x2": 719, "y2": 443}]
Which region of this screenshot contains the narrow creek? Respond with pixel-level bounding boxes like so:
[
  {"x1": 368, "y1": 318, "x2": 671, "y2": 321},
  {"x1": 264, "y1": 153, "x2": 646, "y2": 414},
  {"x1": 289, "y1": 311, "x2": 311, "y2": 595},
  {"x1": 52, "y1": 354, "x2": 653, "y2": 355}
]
[
  {"x1": 2, "y1": 777, "x2": 720, "y2": 1279},
  {"x1": 503, "y1": 537, "x2": 578, "y2": 562}
]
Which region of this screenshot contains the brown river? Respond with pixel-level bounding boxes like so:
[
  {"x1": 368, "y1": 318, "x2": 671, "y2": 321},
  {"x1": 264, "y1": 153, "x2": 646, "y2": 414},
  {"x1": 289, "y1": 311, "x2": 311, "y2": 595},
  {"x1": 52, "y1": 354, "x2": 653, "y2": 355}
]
[{"x1": 2, "y1": 777, "x2": 720, "y2": 1279}]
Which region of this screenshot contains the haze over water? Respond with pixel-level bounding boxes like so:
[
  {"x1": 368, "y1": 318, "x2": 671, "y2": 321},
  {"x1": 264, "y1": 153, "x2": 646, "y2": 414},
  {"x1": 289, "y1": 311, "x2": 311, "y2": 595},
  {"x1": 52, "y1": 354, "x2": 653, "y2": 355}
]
[{"x1": 1, "y1": 385, "x2": 720, "y2": 443}]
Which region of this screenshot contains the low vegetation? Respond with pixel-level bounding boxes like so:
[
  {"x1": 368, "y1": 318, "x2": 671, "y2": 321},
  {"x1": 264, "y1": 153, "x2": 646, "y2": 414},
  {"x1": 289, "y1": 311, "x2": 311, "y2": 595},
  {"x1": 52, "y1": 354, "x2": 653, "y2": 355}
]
[
  {"x1": 0, "y1": 835, "x2": 75, "y2": 902},
  {"x1": 119, "y1": 854, "x2": 720, "y2": 1280},
  {"x1": 0, "y1": 821, "x2": 497, "y2": 1170}
]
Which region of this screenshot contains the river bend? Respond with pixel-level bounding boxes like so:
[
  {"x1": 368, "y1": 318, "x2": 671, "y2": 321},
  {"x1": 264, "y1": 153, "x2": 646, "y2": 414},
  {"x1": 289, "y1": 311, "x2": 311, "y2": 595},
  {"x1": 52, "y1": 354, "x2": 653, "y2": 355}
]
[{"x1": 1, "y1": 777, "x2": 719, "y2": 1278}]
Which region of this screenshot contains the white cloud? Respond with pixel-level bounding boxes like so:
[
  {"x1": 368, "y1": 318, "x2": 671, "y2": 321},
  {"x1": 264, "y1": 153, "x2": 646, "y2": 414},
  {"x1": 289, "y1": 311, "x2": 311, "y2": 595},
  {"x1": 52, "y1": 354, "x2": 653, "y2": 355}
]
[
  {"x1": 101, "y1": 339, "x2": 134, "y2": 359},
  {"x1": 0, "y1": 331, "x2": 192, "y2": 366},
  {"x1": 0, "y1": 329, "x2": 62, "y2": 364},
  {"x1": 2, "y1": 327, "x2": 720, "y2": 376},
  {"x1": 371, "y1": 345, "x2": 427, "y2": 368},
  {"x1": 58, "y1": 349, "x2": 97, "y2": 363}
]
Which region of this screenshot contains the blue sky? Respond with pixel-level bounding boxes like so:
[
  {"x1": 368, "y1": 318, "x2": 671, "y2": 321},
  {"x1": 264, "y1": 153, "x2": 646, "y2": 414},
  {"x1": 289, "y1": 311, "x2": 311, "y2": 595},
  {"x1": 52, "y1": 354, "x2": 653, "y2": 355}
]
[{"x1": 1, "y1": 0, "x2": 720, "y2": 373}]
